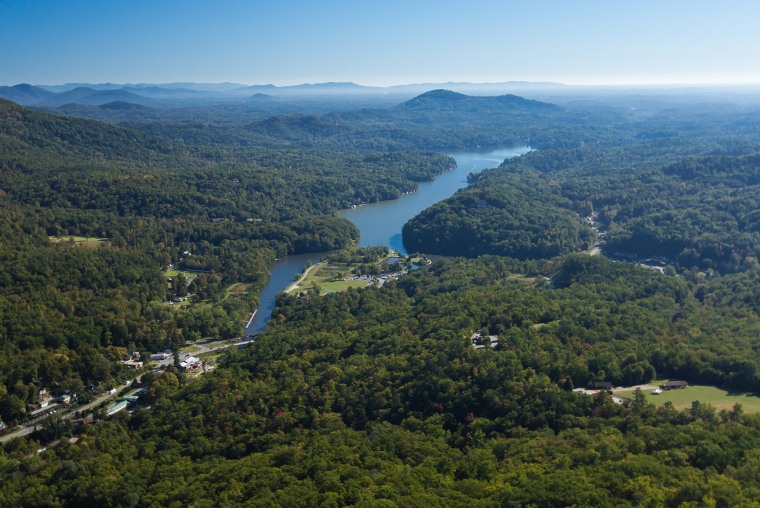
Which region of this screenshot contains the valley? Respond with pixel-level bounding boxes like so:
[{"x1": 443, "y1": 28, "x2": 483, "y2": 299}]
[{"x1": 2, "y1": 82, "x2": 760, "y2": 506}]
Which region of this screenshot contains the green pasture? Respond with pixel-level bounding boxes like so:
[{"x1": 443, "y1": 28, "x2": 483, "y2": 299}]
[{"x1": 619, "y1": 384, "x2": 760, "y2": 413}]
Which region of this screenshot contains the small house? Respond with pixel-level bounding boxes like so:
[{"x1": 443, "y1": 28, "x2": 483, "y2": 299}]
[
  {"x1": 37, "y1": 389, "x2": 53, "y2": 408},
  {"x1": 592, "y1": 381, "x2": 614, "y2": 391},
  {"x1": 470, "y1": 332, "x2": 499, "y2": 350},
  {"x1": 661, "y1": 380, "x2": 688, "y2": 390},
  {"x1": 121, "y1": 359, "x2": 143, "y2": 369}
]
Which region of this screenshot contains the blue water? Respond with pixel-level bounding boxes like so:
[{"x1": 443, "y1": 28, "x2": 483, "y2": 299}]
[
  {"x1": 244, "y1": 147, "x2": 530, "y2": 334},
  {"x1": 338, "y1": 147, "x2": 531, "y2": 255}
]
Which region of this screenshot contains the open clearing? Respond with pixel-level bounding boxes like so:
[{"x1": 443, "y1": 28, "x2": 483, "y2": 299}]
[
  {"x1": 616, "y1": 383, "x2": 760, "y2": 413},
  {"x1": 286, "y1": 261, "x2": 369, "y2": 294},
  {"x1": 321, "y1": 279, "x2": 370, "y2": 292},
  {"x1": 164, "y1": 267, "x2": 200, "y2": 279},
  {"x1": 224, "y1": 283, "x2": 253, "y2": 299},
  {"x1": 49, "y1": 236, "x2": 110, "y2": 248}
]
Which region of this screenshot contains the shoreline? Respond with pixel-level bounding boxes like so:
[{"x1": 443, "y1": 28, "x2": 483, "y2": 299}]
[{"x1": 283, "y1": 262, "x2": 322, "y2": 294}]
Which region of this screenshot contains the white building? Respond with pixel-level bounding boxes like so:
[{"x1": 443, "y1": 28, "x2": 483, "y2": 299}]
[{"x1": 179, "y1": 356, "x2": 202, "y2": 371}]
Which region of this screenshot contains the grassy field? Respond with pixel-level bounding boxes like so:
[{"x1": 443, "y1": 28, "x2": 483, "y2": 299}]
[
  {"x1": 617, "y1": 384, "x2": 760, "y2": 413},
  {"x1": 321, "y1": 280, "x2": 369, "y2": 292},
  {"x1": 224, "y1": 283, "x2": 253, "y2": 299},
  {"x1": 285, "y1": 251, "x2": 406, "y2": 295},
  {"x1": 49, "y1": 236, "x2": 110, "y2": 248},
  {"x1": 286, "y1": 262, "x2": 361, "y2": 294},
  {"x1": 164, "y1": 267, "x2": 200, "y2": 279}
]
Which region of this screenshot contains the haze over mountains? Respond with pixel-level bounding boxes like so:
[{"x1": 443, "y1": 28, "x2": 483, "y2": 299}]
[
  {"x1": 4, "y1": 80, "x2": 760, "y2": 111},
  {"x1": 1, "y1": 80, "x2": 758, "y2": 133},
  {"x1": 0, "y1": 81, "x2": 568, "y2": 104}
]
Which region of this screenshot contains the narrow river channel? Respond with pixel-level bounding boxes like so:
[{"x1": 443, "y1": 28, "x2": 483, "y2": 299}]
[{"x1": 244, "y1": 146, "x2": 531, "y2": 335}]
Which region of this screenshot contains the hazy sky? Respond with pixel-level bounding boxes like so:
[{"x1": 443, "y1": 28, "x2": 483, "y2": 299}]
[{"x1": 2, "y1": 0, "x2": 759, "y2": 86}]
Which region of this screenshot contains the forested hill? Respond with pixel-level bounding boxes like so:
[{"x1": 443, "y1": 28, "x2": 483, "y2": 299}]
[
  {"x1": 402, "y1": 175, "x2": 596, "y2": 259},
  {"x1": 0, "y1": 98, "x2": 173, "y2": 165},
  {"x1": 397, "y1": 89, "x2": 561, "y2": 113},
  {"x1": 131, "y1": 90, "x2": 609, "y2": 152},
  {"x1": 0, "y1": 100, "x2": 455, "y2": 428},
  {"x1": 404, "y1": 133, "x2": 760, "y2": 272}
]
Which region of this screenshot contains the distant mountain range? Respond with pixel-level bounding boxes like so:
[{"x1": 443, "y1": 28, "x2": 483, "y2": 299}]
[
  {"x1": 3, "y1": 81, "x2": 760, "y2": 120},
  {"x1": 0, "y1": 81, "x2": 574, "y2": 109}
]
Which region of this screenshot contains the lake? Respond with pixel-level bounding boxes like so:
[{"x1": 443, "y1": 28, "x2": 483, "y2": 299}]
[
  {"x1": 244, "y1": 146, "x2": 530, "y2": 334},
  {"x1": 338, "y1": 147, "x2": 531, "y2": 254}
]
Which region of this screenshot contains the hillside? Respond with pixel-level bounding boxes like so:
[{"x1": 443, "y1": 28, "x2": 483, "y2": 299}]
[
  {"x1": 0, "y1": 101, "x2": 454, "y2": 430},
  {"x1": 402, "y1": 114, "x2": 760, "y2": 271},
  {"x1": 0, "y1": 98, "x2": 171, "y2": 165},
  {"x1": 4, "y1": 255, "x2": 760, "y2": 505},
  {"x1": 0, "y1": 83, "x2": 55, "y2": 105},
  {"x1": 232, "y1": 90, "x2": 591, "y2": 151},
  {"x1": 398, "y1": 89, "x2": 561, "y2": 113}
]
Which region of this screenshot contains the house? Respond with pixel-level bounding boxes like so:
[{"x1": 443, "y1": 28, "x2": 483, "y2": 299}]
[
  {"x1": 0, "y1": 420, "x2": 7, "y2": 433},
  {"x1": 36, "y1": 389, "x2": 53, "y2": 408},
  {"x1": 179, "y1": 356, "x2": 202, "y2": 371},
  {"x1": 661, "y1": 380, "x2": 688, "y2": 390},
  {"x1": 470, "y1": 332, "x2": 499, "y2": 350},
  {"x1": 592, "y1": 381, "x2": 614, "y2": 391},
  {"x1": 151, "y1": 352, "x2": 170, "y2": 361},
  {"x1": 107, "y1": 400, "x2": 129, "y2": 416},
  {"x1": 121, "y1": 359, "x2": 143, "y2": 369},
  {"x1": 56, "y1": 394, "x2": 72, "y2": 404}
]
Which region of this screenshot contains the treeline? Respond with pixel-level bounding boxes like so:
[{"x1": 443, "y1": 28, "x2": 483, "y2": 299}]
[
  {"x1": 5, "y1": 254, "x2": 760, "y2": 505},
  {"x1": 402, "y1": 178, "x2": 596, "y2": 259}
]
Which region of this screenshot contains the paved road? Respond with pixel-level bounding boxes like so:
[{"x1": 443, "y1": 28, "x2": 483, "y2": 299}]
[
  {"x1": 0, "y1": 375, "x2": 142, "y2": 444},
  {"x1": 0, "y1": 338, "x2": 252, "y2": 444}
]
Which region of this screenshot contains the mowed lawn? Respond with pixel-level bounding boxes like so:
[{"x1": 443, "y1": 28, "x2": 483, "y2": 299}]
[
  {"x1": 321, "y1": 279, "x2": 369, "y2": 292},
  {"x1": 620, "y1": 384, "x2": 760, "y2": 413}
]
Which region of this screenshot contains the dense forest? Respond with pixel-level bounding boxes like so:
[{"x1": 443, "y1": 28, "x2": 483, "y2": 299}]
[
  {"x1": 404, "y1": 132, "x2": 760, "y2": 273},
  {"x1": 3, "y1": 256, "x2": 760, "y2": 505},
  {"x1": 3, "y1": 87, "x2": 760, "y2": 506},
  {"x1": 0, "y1": 98, "x2": 453, "y2": 425}
]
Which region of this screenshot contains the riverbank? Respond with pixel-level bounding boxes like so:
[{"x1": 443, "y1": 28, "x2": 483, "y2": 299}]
[
  {"x1": 284, "y1": 262, "x2": 323, "y2": 294},
  {"x1": 282, "y1": 250, "x2": 408, "y2": 296}
]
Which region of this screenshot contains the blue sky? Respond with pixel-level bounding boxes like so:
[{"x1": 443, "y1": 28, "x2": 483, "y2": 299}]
[{"x1": 1, "y1": 0, "x2": 759, "y2": 86}]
